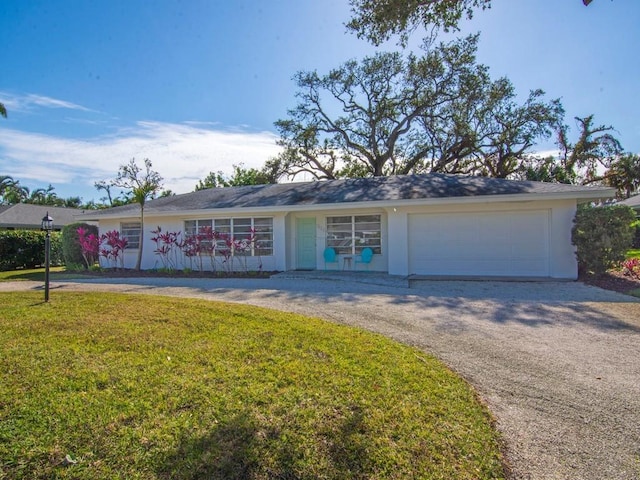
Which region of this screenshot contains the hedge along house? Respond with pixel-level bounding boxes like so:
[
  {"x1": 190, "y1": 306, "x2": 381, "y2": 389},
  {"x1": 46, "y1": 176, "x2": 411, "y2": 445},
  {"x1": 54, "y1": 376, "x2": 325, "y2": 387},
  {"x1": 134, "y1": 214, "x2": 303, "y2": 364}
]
[{"x1": 80, "y1": 174, "x2": 615, "y2": 279}]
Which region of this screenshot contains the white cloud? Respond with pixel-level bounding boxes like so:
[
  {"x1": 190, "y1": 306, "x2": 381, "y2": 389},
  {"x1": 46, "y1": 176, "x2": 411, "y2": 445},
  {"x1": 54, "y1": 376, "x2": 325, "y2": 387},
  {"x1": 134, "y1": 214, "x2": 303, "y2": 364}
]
[
  {"x1": 0, "y1": 121, "x2": 282, "y2": 200},
  {"x1": 0, "y1": 91, "x2": 93, "y2": 113},
  {"x1": 24, "y1": 94, "x2": 93, "y2": 112}
]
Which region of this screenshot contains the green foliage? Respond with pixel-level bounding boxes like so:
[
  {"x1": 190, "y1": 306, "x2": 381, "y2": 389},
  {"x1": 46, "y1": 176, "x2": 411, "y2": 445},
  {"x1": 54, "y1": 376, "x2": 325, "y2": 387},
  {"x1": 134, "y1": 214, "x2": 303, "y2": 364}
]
[
  {"x1": 61, "y1": 222, "x2": 99, "y2": 268},
  {"x1": 632, "y1": 223, "x2": 640, "y2": 249},
  {"x1": 572, "y1": 204, "x2": 636, "y2": 275},
  {"x1": 103, "y1": 158, "x2": 163, "y2": 270},
  {"x1": 0, "y1": 292, "x2": 505, "y2": 479},
  {"x1": 195, "y1": 163, "x2": 276, "y2": 191},
  {"x1": 347, "y1": 0, "x2": 595, "y2": 46},
  {"x1": 0, "y1": 230, "x2": 62, "y2": 271},
  {"x1": 604, "y1": 154, "x2": 640, "y2": 199},
  {"x1": 346, "y1": 0, "x2": 491, "y2": 46},
  {"x1": 274, "y1": 35, "x2": 561, "y2": 181}
]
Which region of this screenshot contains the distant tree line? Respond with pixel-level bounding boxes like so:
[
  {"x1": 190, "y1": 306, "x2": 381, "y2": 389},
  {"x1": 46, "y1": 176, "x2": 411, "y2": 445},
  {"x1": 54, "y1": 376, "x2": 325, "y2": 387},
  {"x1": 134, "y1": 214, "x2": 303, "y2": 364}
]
[{"x1": 0, "y1": 176, "x2": 91, "y2": 208}]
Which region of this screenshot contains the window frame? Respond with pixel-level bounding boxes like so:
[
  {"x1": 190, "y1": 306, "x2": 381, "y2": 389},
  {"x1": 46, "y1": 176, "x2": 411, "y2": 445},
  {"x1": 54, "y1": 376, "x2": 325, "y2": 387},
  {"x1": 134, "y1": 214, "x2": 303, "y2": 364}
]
[
  {"x1": 183, "y1": 217, "x2": 273, "y2": 256},
  {"x1": 120, "y1": 222, "x2": 141, "y2": 250},
  {"x1": 326, "y1": 214, "x2": 381, "y2": 255}
]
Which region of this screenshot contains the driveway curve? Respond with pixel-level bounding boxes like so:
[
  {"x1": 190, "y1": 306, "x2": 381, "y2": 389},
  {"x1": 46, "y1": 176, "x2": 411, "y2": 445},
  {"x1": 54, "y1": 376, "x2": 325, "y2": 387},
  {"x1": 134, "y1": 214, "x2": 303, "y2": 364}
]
[{"x1": 2, "y1": 276, "x2": 639, "y2": 480}]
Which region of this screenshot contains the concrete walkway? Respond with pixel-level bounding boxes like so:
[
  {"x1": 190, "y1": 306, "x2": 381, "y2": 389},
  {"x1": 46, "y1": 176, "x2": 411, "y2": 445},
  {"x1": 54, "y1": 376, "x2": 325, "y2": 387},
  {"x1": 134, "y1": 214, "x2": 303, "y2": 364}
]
[{"x1": 2, "y1": 274, "x2": 640, "y2": 480}]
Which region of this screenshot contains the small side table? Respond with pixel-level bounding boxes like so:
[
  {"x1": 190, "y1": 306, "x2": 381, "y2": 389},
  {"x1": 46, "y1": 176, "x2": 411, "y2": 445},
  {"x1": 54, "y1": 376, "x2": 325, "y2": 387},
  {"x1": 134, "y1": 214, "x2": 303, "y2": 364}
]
[{"x1": 342, "y1": 256, "x2": 353, "y2": 270}]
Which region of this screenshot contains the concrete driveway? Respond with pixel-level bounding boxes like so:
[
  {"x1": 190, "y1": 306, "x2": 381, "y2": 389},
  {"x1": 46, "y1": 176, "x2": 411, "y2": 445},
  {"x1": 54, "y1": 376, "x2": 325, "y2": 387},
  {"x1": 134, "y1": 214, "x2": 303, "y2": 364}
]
[{"x1": 2, "y1": 274, "x2": 640, "y2": 479}]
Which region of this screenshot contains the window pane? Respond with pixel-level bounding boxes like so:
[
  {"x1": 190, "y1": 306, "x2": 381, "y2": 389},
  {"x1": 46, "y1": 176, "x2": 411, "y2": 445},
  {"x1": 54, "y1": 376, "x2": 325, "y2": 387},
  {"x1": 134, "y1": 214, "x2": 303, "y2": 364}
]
[
  {"x1": 254, "y1": 217, "x2": 272, "y2": 227},
  {"x1": 121, "y1": 222, "x2": 141, "y2": 249},
  {"x1": 214, "y1": 219, "x2": 231, "y2": 236},
  {"x1": 355, "y1": 215, "x2": 381, "y2": 254},
  {"x1": 326, "y1": 215, "x2": 381, "y2": 255},
  {"x1": 326, "y1": 217, "x2": 353, "y2": 255},
  {"x1": 184, "y1": 220, "x2": 197, "y2": 237},
  {"x1": 253, "y1": 218, "x2": 273, "y2": 255}
]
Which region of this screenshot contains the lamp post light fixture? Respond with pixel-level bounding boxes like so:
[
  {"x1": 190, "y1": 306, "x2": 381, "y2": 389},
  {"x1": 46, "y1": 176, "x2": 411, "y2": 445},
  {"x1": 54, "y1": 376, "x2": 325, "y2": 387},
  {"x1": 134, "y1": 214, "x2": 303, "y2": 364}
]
[{"x1": 41, "y1": 212, "x2": 53, "y2": 302}]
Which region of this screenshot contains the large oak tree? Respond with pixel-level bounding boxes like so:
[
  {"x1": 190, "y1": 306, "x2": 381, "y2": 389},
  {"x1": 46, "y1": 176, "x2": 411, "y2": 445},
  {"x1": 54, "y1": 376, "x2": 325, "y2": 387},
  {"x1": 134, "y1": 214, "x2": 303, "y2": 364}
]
[{"x1": 272, "y1": 35, "x2": 561, "y2": 181}]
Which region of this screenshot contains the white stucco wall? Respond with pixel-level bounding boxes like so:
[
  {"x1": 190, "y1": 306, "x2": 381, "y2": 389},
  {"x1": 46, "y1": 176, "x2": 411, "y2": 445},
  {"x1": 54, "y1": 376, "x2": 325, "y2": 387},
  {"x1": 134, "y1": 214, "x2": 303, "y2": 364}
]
[
  {"x1": 97, "y1": 213, "x2": 284, "y2": 272},
  {"x1": 96, "y1": 197, "x2": 579, "y2": 279}
]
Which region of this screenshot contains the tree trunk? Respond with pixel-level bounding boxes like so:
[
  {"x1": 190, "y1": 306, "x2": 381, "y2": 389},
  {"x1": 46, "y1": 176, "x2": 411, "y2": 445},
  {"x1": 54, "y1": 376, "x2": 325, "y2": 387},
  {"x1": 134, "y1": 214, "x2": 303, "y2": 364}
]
[{"x1": 135, "y1": 206, "x2": 144, "y2": 271}]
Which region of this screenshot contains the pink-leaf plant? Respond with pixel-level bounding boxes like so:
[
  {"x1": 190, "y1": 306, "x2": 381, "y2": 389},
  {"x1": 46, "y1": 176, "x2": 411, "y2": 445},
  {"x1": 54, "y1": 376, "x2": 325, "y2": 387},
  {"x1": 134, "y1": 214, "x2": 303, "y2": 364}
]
[
  {"x1": 178, "y1": 235, "x2": 201, "y2": 271},
  {"x1": 622, "y1": 258, "x2": 640, "y2": 279},
  {"x1": 76, "y1": 227, "x2": 100, "y2": 269},
  {"x1": 197, "y1": 226, "x2": 219, "y2": 272},
  {"x1": 218, "y1": 233, "x2": 234, "y2": 273},
  {"x1": 150, "y1": 226, "x2": 181, "y2": 270},
  {"x1": 100, "y1": 230, "x2": 128, "y2": 269}
]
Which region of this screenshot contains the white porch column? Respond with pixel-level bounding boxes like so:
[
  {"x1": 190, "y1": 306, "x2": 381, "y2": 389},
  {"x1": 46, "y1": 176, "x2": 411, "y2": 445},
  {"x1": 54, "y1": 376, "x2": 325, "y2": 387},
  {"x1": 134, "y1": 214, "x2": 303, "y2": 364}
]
[{"x1": 273, "y1": 214, "x2": 287, "y2": 271}]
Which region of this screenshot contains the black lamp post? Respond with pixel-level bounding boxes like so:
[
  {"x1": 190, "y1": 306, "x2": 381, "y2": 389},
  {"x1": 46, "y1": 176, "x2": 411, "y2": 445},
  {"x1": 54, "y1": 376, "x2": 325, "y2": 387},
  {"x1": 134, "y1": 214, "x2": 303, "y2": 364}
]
[{"x1": 41, "y1": 212, "x2": 53, "y2": 302}]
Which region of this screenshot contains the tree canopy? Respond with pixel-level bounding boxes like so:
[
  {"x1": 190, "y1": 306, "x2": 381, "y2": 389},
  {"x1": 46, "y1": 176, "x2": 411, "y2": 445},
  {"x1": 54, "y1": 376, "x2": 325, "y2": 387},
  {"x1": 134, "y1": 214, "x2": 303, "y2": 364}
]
[
  {"x1": 347, "y1": 0, "x2": 596, "y2": 45},
  {"x1": 194, "y1": 163, "x2": 277, "y2": 191},
  {"x1": 522, "y1": 115, "x2": 623, "y2": 185},
  {"x1": 271, "y1": 35, "x2": 562, "y2": 181},
  {"x1": 0, "y1": 175, "x2": 95, "y2": 208}
]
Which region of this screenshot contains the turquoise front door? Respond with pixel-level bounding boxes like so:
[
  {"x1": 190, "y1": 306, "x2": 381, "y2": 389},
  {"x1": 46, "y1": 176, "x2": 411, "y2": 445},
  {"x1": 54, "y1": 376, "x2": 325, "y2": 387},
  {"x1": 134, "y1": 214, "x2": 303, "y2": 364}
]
[{"x1": 296, "y1": 218, "x2": 317, "y2": 270}]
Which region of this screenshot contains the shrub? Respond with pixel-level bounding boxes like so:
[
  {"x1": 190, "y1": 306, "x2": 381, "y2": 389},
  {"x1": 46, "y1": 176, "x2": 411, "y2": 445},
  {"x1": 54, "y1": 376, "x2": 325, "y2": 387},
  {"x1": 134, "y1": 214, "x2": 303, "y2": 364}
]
[
  {"x1": 572, "y1": 204, "x2": 636, "y2": 275},
  {"x1": 0, "y1": 230, "x2": 62, "y2": 271},
  {"x1": 61, "y1": 222, "x2": 98, "y2": 268}
]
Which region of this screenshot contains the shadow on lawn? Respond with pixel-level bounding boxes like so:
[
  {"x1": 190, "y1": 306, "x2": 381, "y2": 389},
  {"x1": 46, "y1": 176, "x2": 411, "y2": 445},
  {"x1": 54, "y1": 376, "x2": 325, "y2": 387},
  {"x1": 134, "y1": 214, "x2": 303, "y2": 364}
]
[{"x1": 157, "y1": 406, "x2": 373, "y2": 480}]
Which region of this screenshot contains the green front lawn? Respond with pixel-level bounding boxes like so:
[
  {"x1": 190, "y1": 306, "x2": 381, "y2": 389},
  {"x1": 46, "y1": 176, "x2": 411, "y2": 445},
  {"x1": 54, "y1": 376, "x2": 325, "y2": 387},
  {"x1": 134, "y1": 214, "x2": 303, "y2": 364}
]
[
  {"x1": 0, "y1": 266, "x2": 66, "y2": 282},
  {"x1": 0, "y1": 292, "x2": 505, "y2": 479}
]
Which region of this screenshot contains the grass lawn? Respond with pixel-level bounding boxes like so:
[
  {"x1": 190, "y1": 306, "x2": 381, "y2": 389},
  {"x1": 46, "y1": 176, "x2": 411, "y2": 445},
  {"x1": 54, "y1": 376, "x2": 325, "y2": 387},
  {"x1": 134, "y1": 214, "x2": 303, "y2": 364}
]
[
  {"x1": 627, "y1": 249, "x2": 640, "y2": 259},
  {"x1": 0, "y1": 266, "x2": 66, "y2": 282},
  {"x1": 0, "y1": 292, "x2": 505, "y2": 480}
]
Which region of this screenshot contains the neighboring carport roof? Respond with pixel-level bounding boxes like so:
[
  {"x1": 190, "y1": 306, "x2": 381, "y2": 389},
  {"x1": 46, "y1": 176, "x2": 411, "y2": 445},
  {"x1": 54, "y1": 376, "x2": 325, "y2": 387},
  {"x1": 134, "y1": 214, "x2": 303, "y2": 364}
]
[
  {"x1": 619, "y1": 194, "x2": 640, "y2": 210},
  {"x1": 0, "y1": 204, "x2": 85, "y2": 230},
  {"x1": 80, "y1": 173, "x2": 616, "y2": 219}
]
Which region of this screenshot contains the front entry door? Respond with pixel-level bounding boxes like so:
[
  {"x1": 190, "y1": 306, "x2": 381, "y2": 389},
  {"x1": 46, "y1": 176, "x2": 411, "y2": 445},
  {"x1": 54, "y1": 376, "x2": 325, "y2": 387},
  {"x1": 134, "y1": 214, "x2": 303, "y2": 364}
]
[{"x1": 296, "y1": 218, "x2": 317, "y2": 270}]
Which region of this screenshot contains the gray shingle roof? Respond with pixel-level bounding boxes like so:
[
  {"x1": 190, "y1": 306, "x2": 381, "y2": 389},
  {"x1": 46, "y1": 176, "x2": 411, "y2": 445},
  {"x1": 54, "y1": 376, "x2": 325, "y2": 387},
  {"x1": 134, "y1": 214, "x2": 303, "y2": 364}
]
[
  {"x1": 0, "y1": 204, "x2": 85, "y2": 229},
  {"x1": 619, "y1": 194, "x2": 640, "y2": 209},
  {"x1": 82, "y1": 173, "x2": 615, "y2": 218}
]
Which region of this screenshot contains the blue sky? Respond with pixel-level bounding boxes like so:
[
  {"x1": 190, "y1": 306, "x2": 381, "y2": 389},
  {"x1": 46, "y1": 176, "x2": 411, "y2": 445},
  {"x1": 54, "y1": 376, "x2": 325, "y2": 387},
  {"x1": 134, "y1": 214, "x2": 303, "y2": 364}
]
[{"x1": 1, "y1": 0, "x2": 638, "y2": 203}]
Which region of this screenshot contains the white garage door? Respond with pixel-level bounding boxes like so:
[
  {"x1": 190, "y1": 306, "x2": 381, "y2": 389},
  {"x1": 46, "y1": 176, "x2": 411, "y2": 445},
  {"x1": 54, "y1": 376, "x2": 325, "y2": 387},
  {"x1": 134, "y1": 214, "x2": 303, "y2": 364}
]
[{"x1": 408, "y1": 210, "x2": 550, "y2": 277}]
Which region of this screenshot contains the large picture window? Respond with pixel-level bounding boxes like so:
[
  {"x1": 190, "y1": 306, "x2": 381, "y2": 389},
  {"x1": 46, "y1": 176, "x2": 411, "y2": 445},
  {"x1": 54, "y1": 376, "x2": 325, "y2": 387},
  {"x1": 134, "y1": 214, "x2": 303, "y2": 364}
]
[
  {"x1": 121, "y1": 222, "x2": 141, "y2": 249},
  {"x1": 326, "y1": 215, "x2": 381, "y2": 255},
  {"x1": 184, "y1": 217, "x2": 273, "y2": 256}
]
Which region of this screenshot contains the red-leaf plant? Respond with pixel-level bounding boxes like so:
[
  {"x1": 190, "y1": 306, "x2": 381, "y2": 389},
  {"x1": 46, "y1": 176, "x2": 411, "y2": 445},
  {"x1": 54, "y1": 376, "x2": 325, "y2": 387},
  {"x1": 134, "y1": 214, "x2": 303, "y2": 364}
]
[
  {"x1": 178, "y1": 235, "x2": 202, "y2": 271},
  {"x1": 622, "y1": 258, "x2": 640, "y2": 279},
  {"x1": 77, "y1": 227, "x2": 100, "y2": 269},
  {"x1": 100, "y1": 230, "x2": 128, "y2": 269},
  {"x1": 150, "y1": 226, "x2": 181, "y2": 270}
]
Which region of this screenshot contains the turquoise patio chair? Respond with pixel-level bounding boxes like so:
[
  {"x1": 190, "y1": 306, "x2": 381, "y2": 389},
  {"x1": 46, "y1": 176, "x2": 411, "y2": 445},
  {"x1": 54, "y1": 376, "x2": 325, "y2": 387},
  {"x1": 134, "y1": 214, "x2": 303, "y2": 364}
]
[
  {"x1": 323, "y1": 247, "x2": 338, "y2": 270},
  {"x1": 355, "y1": 247, "x2": 373, "y2": 270}
]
